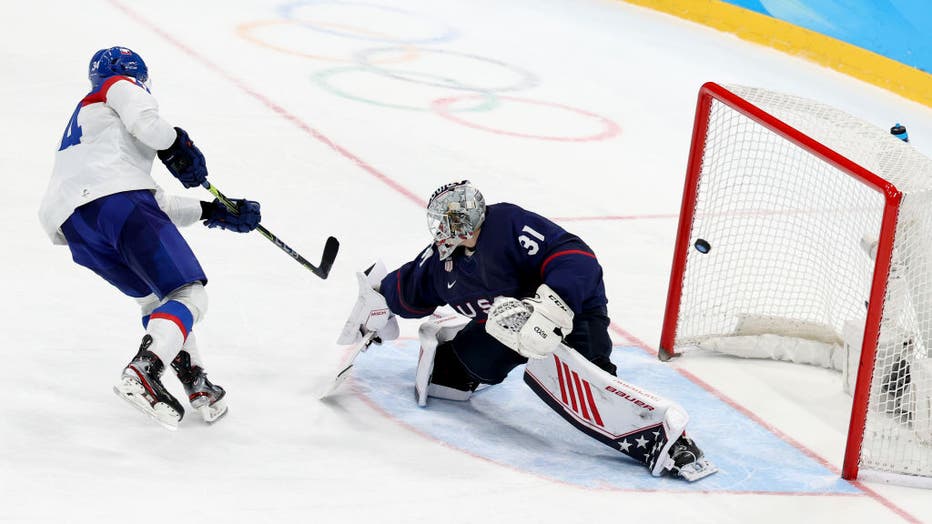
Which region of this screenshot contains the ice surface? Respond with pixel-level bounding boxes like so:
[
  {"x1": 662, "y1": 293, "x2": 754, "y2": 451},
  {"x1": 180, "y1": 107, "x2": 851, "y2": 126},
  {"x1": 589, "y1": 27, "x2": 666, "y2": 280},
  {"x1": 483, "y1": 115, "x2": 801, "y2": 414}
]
[{"x1": 2, "y1": 0, "x2": 931, "y2": 522}]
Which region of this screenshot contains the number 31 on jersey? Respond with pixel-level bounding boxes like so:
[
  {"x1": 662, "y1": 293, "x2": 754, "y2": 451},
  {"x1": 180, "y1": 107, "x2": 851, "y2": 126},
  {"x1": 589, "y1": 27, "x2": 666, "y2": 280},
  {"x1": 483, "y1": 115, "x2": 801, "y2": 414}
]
[{"x1": 518, "y1": 225, "x2": 545, "y2": 255}]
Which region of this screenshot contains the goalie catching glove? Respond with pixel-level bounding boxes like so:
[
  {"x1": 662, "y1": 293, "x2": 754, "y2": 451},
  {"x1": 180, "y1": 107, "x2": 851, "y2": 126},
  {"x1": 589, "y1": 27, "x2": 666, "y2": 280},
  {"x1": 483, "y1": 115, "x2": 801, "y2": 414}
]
[
  {"x1": 337, "y1": 260, "x2": 399, "y2": 345},
  {"x1": 486, "y1": 284, "x2": 573, "y2": 359}
]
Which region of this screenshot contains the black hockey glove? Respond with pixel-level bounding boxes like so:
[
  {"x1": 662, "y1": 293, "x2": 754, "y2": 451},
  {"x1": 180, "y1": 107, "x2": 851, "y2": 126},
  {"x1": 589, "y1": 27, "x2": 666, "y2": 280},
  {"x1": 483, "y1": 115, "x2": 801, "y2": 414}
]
[
  {"x1": 201, "y1": 198, "x2": 261, "y2": 233},
  {"x1": 158, "y1": 127, "x2": 208, "y2": 188}
]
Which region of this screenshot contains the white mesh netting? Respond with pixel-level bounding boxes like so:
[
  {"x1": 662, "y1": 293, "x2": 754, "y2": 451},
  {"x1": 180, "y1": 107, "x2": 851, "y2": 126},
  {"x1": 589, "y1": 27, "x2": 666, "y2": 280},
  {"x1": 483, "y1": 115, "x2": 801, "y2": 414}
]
[{"x1": 671, "y1": 84, "x2": 932, "y2": 482}]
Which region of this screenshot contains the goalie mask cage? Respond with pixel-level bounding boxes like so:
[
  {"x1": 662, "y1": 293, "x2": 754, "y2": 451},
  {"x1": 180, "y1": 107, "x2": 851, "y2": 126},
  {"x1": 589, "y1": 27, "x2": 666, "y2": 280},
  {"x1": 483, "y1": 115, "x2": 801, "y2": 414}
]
[{"x1": 660, "y1": 82, "x2": 932, "y2": 486}]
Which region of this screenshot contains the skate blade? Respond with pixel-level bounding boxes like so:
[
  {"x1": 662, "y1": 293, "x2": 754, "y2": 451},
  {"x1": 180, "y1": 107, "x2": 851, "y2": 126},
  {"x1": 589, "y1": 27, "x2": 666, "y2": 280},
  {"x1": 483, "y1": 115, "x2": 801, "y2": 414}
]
[
  {"x1": 675, "y1": 457, "x2": 718, "y2": 482},
  {"x1": 113, "y1": 378, "x2": 181, "y2": 431},
  {"x1": 196, "y1": 400, "x2": 228, "y2": 424}
]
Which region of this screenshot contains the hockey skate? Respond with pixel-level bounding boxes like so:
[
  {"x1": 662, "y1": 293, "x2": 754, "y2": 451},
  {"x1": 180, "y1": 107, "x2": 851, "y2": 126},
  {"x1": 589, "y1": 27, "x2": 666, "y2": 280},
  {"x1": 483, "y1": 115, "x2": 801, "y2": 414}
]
[
  {"x1": 113, "y1": 335, "x2": 185, "y2": 430},
  {"x1": 171, "y1": 350, "x2": 228, "y2": 423},
  {"x1": 651, "y1": 434, "x2": 718, "y2": 482}
]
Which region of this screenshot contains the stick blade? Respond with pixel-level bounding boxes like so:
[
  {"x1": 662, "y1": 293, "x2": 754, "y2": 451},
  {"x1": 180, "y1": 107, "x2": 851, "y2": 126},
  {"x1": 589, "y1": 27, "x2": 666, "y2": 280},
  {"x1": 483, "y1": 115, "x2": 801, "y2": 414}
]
[{"x1": 314, "y1": 236, "x2": 340, "y2": 279}]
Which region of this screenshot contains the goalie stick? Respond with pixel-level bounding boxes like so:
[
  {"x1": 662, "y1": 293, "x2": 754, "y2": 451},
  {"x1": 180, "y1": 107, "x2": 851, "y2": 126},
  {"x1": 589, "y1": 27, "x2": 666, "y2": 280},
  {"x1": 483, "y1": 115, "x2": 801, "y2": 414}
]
[
  {"x1": 202, "y1": 181, "x2": 340, "y2": 279},
  {"x1": 320, "y1": 331, "x2": 378, "y2": 399}
]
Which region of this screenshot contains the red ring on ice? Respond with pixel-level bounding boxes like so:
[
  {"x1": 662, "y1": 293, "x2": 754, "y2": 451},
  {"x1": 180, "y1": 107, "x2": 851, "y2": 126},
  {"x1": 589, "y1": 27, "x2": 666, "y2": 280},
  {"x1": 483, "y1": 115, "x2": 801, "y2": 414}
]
[{"x1": 431, "y1": 95, "x2": 621, "y2": 142}]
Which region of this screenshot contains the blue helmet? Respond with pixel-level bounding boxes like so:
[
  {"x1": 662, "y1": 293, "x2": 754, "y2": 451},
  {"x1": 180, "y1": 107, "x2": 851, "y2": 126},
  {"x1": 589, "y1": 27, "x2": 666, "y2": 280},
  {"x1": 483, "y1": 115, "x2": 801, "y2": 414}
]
[{"x1": 88, "y1": 47, "x2": 149, "y2": 89}]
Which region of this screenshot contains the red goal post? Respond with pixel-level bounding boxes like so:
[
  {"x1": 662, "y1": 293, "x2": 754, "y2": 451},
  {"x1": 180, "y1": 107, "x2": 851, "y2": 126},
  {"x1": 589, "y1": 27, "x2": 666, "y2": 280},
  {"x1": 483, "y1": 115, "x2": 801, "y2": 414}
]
[{"x1": 659, "y1": 82, "x2": 932, "y2": 485}]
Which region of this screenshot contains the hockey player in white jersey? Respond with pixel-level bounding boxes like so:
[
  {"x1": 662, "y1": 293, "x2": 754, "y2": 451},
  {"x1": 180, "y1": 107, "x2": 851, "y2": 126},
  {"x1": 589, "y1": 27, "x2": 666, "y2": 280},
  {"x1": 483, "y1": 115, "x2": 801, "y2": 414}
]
[{"x1": 39, "y1": 46, "x2": 262, "y2": 429}]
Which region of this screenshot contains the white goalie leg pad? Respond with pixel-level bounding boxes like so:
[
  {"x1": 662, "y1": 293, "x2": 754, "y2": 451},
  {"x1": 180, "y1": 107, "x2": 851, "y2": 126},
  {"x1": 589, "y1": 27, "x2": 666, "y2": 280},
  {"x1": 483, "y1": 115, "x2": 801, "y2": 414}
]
[
  {"x1": 487, "y1": 284, "x2": 574, "y2": 359},
  {"x1": 415, "y1": 316, "x2": 470, "y2": 407},
  {"x1": 337, "y1": 260, "x2": 399, "y2": 345},
  {"x1": 524, "y1": 343, "x2": 690, "y2": 476}
]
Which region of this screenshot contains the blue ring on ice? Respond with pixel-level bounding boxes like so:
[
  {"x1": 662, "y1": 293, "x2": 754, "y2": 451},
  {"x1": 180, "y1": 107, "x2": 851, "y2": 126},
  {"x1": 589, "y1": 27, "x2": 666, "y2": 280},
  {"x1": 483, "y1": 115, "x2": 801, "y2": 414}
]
[
  {"x1": 311, "y1": 66, "x2": 501, "y2": 113},
  {"x1": 354, "y1": 47, "x2": 540, "y2": 93},
  {"x1": 278, "y1": 0, "x2": 459, "y2": 45}
]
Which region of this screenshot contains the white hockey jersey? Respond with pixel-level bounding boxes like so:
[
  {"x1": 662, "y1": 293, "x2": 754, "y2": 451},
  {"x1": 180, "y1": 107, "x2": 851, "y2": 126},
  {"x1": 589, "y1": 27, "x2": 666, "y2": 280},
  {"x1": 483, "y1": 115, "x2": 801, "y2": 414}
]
[{"x1": 39, "y1": 76, "x2": 202, "y2": 245}]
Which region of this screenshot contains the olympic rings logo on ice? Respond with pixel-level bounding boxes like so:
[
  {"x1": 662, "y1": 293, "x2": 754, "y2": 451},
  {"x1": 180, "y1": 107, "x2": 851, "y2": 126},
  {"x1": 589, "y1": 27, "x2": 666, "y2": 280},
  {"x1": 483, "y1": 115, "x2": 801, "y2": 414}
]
[
  {"x1": 354, "y1": 47, "x2": 538, "y2": 93},
  {"x1": 433, "y1": 96, "x2": 621, "y2": 143},
  {"x1": 313, "y1": 67, "x2": 502, "y2": 113},
  {"x1": 278, "y1": 0, "x2": 459, "y2": 45},
  {"x1": 236, "y1": 0, "x2": 621, "y2": 142},
  {"x1": 237, "y1": 20, "x2": 422, "y2": 64}
]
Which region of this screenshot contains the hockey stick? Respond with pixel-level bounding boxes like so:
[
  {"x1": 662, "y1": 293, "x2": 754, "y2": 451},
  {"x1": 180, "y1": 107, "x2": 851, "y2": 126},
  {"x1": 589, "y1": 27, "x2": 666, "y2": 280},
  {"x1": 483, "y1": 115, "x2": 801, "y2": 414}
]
[
  {"x1": 202, "y1": 181, "x2": 339, "y2": 279},
  {"x1": 320, "y1": 331, "x2": 378, "y2": 399}
]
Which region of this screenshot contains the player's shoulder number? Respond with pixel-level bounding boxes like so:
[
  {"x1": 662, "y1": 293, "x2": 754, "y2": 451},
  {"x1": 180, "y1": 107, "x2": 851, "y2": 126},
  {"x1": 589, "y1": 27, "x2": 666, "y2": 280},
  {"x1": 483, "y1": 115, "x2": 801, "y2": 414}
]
[
  {"x1": 59, "y1": 103, "x2": 83, "y2": 151},
  {"x1": 518, "y1": 225, "x2": 545, "y2": 255}
]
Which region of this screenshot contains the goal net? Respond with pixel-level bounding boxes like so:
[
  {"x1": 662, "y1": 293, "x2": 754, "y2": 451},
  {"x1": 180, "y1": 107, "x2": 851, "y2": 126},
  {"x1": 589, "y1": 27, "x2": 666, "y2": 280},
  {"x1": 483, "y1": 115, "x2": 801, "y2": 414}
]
[{"x1": 659, "y1": 83, "x2": 932, "y2": 486}]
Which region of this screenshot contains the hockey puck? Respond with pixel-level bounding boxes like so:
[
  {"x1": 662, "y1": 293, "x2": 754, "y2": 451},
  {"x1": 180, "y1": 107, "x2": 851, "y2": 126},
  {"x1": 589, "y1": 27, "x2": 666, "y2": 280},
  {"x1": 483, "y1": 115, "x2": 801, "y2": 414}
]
[{"x1": 694, "y1": 238, "x2": 711, "y2": 254}]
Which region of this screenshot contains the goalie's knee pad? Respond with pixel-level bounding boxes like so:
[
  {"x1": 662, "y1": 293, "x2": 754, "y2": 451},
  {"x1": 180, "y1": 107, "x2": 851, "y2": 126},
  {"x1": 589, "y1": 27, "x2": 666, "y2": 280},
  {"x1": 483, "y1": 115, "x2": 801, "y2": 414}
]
[{"x1": 415, "y1": 318, "x2": 476, "y2": 407}]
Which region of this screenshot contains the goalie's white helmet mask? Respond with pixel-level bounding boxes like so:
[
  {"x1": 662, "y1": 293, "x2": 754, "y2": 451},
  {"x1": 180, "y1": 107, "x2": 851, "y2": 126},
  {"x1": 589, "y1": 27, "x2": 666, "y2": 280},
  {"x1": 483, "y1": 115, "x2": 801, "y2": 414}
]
[{"x1": 426, "y1": 180, "x2": 486, "y2": 260}]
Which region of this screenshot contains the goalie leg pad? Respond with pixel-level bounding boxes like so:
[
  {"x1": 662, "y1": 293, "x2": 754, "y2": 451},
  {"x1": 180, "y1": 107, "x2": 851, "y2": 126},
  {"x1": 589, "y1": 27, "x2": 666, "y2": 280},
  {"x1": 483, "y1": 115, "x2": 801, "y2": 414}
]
[
  {"x1": 416, "y1": 317, "x2": 473, "y2": 406},
  {"x1": 417, "y1": 318, "x2": 530, "y2": 406},
  {"x1": 524, "y1": 343, "x2": 687, "y2": 466},
  {"x1": 524, "y1": 343, "x2": 715, "y2": 480}
]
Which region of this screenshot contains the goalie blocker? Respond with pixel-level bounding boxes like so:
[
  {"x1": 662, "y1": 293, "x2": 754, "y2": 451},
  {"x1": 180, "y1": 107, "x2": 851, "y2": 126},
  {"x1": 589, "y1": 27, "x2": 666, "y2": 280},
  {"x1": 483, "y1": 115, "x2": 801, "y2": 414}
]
[{"x1": 337, "y1": 260, "x2": 399, "y2": 346}]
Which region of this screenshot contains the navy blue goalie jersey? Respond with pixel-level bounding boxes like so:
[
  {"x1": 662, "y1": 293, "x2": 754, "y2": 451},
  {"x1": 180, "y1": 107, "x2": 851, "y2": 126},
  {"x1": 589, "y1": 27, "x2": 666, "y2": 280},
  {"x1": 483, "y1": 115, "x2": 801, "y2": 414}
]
[{"x1": 381, "y1": 202, "x2": 608, "y2": 321}]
